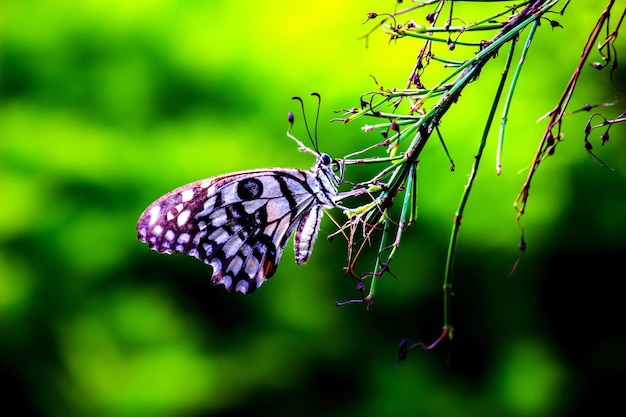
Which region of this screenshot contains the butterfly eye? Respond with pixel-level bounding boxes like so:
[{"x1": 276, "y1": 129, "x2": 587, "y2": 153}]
[{"x1": 320, "y1": 153, "x2": 332, "y2": 166}]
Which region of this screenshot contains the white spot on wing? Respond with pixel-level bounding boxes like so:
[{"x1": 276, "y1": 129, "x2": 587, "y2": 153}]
[
  {"x1": 245, "y1": 257, "x2": 260, "y2": 277},
  {"x1": 222, "y1": 236, "x2": 243, "y2": 259},
  {"x1": 208, "y1": 228, "x2": 229, "y2": 245},
  {"x1": 208, "y1": 208, "x2": 227, "y2": 227},
  {"x1": 165, "y1": 230, "x2": 176, "y2": 241},
  {"x1": 235, "y1": 280, "x2": 249, "y2": 294},
  {"x1": 148, "y1": 205, "x2": 161, "y2": 226},
  {"x1": 226, "y1": 256, "x2": 243, "y2": 274},
  {"x1": 153, "y1": 225, "x2": 163, "y2": 236},
  {"x1": 181, "y1": 189, "x2": 195, "y2": 202},
  {"x1": 177, "y1": 209, "x2": 191, "y2": 227}
]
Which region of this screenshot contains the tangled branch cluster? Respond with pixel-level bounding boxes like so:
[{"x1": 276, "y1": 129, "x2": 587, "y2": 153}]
[{"x1": 327, "y1": 0, "x2": 623, "y2": 354}]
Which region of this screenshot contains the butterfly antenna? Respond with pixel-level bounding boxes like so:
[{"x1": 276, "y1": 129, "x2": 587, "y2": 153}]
[
  {"x1": 311, "y1": 92, "x2": 321, "y2": 152},
  {"x1": 288, "y1": 95, "x2": 318, "y2": 155}
]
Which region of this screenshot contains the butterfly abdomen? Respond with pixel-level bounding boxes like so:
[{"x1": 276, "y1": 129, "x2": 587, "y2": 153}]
[{"x1": 294, "y1": 205, "x2": 322, "y2": 264}]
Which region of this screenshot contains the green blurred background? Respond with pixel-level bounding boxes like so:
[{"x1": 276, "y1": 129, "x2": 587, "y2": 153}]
[{"x1": 2, "y1": 1, "x2": 625, "y2": 416}]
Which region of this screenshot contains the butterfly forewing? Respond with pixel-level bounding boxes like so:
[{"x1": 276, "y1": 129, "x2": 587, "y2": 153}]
[{"x1": 137, "y1": 157, "x2": 339, "y2": 294}]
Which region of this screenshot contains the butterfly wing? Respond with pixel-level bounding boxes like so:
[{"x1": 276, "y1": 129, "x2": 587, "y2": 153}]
[{"x1": 137, "y1": 168, "x2": 329, "y2": 294}]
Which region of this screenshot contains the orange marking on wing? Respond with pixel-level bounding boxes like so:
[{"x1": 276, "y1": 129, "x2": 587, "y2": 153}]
[{"x1": 262, "y1": 258, "x2": 276, "y2": 279}]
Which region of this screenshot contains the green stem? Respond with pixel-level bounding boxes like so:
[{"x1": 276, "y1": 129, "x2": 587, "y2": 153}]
[
  {"x1": 443, "y1": 36, "x2": 518, "y2": 332},
  {"x1": 497, "y1": 19, "x2": 539, "y2": 175}
]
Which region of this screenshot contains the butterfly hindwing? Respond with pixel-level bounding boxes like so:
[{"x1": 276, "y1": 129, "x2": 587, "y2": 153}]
[{"x1": 137, "y1": 160, "x2": 338, "y2": 294}]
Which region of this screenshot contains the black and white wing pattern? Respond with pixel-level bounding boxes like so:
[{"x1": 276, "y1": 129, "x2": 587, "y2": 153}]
[{"x1": 137, "y1": 153, "x2": 341, "y2": 294}]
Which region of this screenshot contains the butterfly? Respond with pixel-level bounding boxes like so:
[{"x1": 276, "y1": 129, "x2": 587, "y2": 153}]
[{"x1": 137, "y1": 96, "x2": 344, "y2": 294}]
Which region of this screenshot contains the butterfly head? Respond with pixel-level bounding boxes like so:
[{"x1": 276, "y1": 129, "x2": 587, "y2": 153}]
[{"x1": 317, "y1": 152, "x2": 344, "y2": 187}]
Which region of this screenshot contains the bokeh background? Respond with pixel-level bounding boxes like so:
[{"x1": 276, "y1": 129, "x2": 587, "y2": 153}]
[{"x1": 2, "y1": 1, "x2": 625, "y2": 416}]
